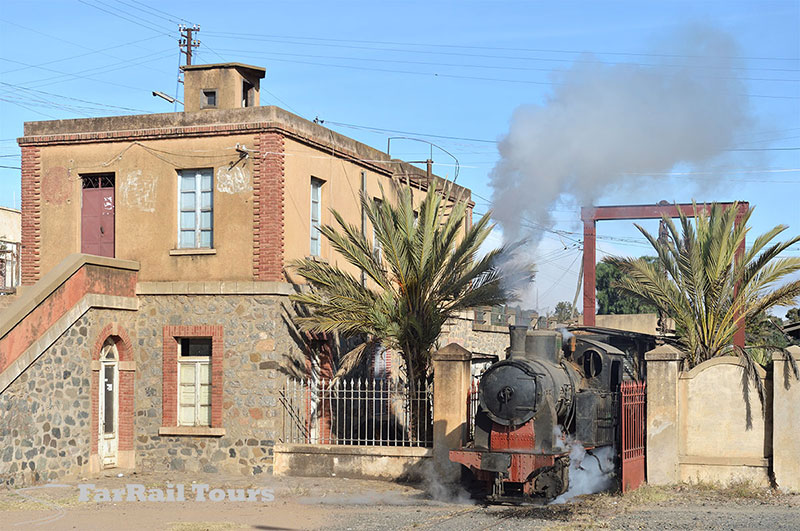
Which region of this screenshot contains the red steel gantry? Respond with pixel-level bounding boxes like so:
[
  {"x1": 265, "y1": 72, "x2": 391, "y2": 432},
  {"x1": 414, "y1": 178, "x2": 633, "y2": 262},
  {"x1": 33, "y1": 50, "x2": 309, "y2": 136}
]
[{"x1": 580, "y1": 202, "x2": 748, "y2": 347}]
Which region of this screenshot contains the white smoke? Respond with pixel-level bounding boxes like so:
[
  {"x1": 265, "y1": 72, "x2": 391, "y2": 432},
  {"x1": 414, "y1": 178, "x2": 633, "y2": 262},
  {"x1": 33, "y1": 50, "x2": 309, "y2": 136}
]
[
  {"x1": 490, "y1": 24, "x2": 754, "y2": 246},
  {"x1": 551, "y1": 443, "x2": 616, "y2": 504},
  {"x1": 551, "y1": 425, "x2": 616, "y2": 503},
  {"x1": 420, "y1": 460, "x2": 474, "y2": 504}
]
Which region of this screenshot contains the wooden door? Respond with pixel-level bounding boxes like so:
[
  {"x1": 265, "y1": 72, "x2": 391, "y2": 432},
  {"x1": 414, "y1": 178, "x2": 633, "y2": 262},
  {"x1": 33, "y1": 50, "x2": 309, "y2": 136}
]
[{"x1": 81, "y1": 174, "x2": 115, "y2": 257}]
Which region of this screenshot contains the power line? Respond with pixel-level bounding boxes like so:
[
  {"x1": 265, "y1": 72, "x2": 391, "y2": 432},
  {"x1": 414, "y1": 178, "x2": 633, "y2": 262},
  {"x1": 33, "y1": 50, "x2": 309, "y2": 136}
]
[
  {"x1": 114, "y1": 0, "x2": 192, "y2": 25},
  {"x1": 324, "y1": 119, "x2": 800, "y2": 149},
  {"x1": 77, "y1": 0, "x2": 173, "y2": 37},
  {"x1": 214, "y1": 47, "x2": 800, "y2": 84},
  {"x1": 204, "y1": 31, "x2": 800, "y2": 67},
  {"x1": 0, "y1": 35, "x2": 162, "y2": 76},
  {"x1": 325, "y1": 119, "x2": 498, "y2": 144},
  {"x1": 0, "y1": 82, "x2": 152, "y2": 113},
  {"x1": 0, "y1": 50, "x2": 174, "y2": 93},
  {"x1": 210, "y1": 52, "x2": 800, "y2": 99}
]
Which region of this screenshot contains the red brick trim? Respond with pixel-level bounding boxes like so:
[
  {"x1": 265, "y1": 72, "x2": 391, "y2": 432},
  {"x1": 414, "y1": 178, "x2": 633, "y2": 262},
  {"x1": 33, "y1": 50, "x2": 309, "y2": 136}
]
[
  {"x1": 18, "y1": 122, "x2": 396, "y2": 181},
  {"x1": 253, "y1": 132, "x2": 285, "y2": 281},
  {"x1": 90, "y1": 325, "x2": 135, "y2": 456},
  {"x1": 20, "y1": 145, "x2": 41, "y2": 285},
  {"x1": 92, "y1": 323, "x2": 134, "y2": 362},
  {"x1": 161, "y1": 325, "x2": 224, "y2": 429},
  {"x1": 17, "y1": 122, "x2": 473, "y2": 206}
]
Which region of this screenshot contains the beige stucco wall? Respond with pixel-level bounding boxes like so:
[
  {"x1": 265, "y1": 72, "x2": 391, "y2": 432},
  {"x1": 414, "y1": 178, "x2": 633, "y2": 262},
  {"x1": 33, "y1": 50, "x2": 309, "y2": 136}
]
[
  {"x1": 183, "y1": 66, "x2": 261, "y2": 112},
  {"x1": 596, "y1": 313, "x2": 671, "y2": 335},
  {"x1": 26, "y1": 105, "x2": 472, "y2": 286},
  {"x1": 283, "y1": 138, "x2": 431, "y2": 280},
  {"x1": 647, "y1": 350, "x2": 773, "y2": 487},
  {"x1": 36, "y1": 134, "x2": 258, "y2": 282},
  {"x1": 0, "y1": 207, "x2": 20, "y2": 243},
  {"x1": 679, "y1": 357, "x2": 770, "y2": 464},
  {"x1": 773, "y1": 347, "x2": 800, "y2": 493}
]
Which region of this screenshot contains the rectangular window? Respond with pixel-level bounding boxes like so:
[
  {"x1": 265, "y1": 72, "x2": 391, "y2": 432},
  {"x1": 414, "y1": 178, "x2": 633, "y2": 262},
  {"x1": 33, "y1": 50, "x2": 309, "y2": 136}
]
[
  {"x1": 178, "y1": 169, "x2": 213, "y2": 249},
  {"x1": 373, "y1": 199, "x2": 383, "y2": 264},
  {"x1": 310, "y1": 177, "x2": 323, "y2": 256},
  {"x1": 202, "y1": 90, "x2": 217, "y2": 108},
  {"x1": 178, "y1": 338, "x2": 212, "y2": 427},
  {"x1": 242, "y1": 80, "x2": 254, "y2": 107}
]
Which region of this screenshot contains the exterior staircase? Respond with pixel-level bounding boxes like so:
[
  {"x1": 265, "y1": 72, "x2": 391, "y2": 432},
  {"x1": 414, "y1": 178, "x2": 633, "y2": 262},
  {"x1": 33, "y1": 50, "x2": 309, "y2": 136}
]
[{"x1": 0, "y1": 254, "x2": 139, "y2": 393}]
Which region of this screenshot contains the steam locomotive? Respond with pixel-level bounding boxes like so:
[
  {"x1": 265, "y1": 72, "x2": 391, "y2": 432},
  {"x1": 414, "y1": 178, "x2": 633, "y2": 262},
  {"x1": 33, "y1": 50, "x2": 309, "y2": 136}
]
[{"x1": 450, "y1": 325, "x2": 625, "y2": 501}]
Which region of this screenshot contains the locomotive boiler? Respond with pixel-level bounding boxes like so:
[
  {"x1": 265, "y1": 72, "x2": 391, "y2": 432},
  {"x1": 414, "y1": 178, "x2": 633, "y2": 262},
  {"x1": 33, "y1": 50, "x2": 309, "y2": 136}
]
[{"x1": 450, "y1": 325, "x2": 625, "y2": 501}]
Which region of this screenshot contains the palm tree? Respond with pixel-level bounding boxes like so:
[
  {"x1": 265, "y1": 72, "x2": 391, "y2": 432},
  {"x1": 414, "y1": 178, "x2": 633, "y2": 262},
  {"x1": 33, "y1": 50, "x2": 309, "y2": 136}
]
[
  {"x1": 290, "y1": 182, "x2": 530, "y2": 392},
  {"x1": 606, "y1": 201, "x2": 800, "y2": 406}
]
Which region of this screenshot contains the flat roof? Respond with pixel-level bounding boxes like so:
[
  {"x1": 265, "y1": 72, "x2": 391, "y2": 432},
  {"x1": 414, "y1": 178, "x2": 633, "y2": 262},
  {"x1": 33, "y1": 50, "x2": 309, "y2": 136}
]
[
  {"x1": 181, "y1": 63, "x2": 266, "y2": 78},
  {"x1": 18, "y1": 105, "x2": 472, "y2": 202}
]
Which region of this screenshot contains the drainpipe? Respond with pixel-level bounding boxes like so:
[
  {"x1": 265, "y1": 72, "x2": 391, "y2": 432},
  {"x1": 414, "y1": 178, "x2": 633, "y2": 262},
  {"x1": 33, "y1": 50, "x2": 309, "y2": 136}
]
[{"x1": 361, "y1": 171, "x2": 367, "y2": 287}]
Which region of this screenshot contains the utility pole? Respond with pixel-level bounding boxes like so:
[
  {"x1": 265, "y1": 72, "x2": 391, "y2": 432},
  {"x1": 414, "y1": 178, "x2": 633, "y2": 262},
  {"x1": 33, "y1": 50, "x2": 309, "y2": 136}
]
[{"x1": 179, "y1": 24, "x2": 200, "y2": 66}]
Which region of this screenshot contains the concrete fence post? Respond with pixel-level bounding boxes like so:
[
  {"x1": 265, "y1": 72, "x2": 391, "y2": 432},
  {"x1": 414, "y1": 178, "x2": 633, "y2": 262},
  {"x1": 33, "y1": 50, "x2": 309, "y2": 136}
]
[
  {"x1": 773, "y1": 346, "x2": 800, "y2": 493},
  {"x1": 431, "y1": 343, "x2": 472, "y2": 482},
  {"x1": 645, "y1": 343, "x2": 684, "y2": 485}
]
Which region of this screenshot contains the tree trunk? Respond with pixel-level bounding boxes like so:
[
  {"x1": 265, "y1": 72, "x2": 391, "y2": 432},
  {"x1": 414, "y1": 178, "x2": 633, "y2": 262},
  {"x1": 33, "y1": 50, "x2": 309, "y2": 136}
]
[{"x1": 403, "y1": 346, "x2": 431, "y2": 444}]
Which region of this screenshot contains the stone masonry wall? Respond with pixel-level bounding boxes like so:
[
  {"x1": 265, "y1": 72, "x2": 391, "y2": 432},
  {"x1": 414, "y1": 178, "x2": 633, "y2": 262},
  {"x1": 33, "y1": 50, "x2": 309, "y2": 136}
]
[
  {"x1": 0, "y1": 314, "x2": 93, "y2": 487},
  {"x1": 132, "y1": 294, "x2": 305, "y2": 477},
  {"x1": 0, "y1": 293, "x2": 306, "y2": 486},
  {"x1": 440, "y1": 310, "x2": 510, "y2": 360}
]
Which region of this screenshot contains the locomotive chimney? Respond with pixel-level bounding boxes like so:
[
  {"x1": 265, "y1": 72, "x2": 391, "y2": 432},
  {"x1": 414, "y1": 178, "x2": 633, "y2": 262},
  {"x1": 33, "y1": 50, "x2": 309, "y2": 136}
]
[{"x1": 508, "y1": 325, "x2": 528, "y2": 358}]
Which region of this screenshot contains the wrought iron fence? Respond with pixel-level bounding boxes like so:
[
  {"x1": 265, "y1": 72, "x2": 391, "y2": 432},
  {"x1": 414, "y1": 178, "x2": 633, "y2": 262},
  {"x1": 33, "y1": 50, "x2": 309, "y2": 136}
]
[
  {"x1": 0, "y1": 240, "x2": 20, "y2": 294},
  {"x1": 280, "y1": 377, "x2": 433, "y2": 447}
]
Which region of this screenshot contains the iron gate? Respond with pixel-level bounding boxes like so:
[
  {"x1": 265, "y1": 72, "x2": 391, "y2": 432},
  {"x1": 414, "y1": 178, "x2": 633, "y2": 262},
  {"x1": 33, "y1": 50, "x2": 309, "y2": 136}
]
[{"x1": 620, "y1": 380, "x2": 646, "y2": 492}]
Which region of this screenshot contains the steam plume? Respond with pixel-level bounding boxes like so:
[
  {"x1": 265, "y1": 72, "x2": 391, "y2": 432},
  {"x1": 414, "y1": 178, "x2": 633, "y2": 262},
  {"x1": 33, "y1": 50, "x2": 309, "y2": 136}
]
[{"x1": 490, "y1": 25, "x2": 753, "y2": 244}]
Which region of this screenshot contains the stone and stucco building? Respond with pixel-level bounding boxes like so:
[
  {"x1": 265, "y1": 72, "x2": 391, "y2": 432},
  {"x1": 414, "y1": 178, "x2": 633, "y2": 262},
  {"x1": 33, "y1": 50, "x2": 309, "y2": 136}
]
[{"x1": 0, "y1": 62, "x2": 473, "y2": 486}]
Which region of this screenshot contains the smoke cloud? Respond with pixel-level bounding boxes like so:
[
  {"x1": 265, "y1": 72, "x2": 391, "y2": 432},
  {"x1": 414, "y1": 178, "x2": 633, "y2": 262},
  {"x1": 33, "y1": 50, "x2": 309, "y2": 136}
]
[
  {"x1": 551, "y1": 443, "x2": 616, "y2": 504},
  {"x1": 490, "y1": 24, "x2": 753, "y2": 244}
]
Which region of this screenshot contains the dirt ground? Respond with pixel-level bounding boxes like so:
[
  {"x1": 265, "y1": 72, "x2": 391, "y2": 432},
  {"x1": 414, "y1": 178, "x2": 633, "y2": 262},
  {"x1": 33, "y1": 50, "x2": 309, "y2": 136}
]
[{"x1": 1, "y1": 471, "x2": 798, "y2": 530}]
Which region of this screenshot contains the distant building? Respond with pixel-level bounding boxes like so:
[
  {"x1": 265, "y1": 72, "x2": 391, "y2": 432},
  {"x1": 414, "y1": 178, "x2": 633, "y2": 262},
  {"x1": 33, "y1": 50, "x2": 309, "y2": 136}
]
[
  {"x1": 785, "y1": 321, "x2": 800, "y2": 341},
  {"x1": 0, "y1": 206, "x2": 20, "y2": 293}
]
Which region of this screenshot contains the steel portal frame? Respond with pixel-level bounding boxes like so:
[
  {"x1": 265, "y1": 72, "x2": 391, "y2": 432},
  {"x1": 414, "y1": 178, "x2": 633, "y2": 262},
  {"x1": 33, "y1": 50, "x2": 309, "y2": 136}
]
[{"x1": 580, "y1": 202, "x2": 749, "y2": 347}]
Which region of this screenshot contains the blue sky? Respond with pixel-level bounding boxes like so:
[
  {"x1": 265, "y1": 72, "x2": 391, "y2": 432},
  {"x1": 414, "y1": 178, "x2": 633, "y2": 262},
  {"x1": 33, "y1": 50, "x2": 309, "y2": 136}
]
[{"x1": 1, "y1": 1, "x2": 798, "y2": 315}]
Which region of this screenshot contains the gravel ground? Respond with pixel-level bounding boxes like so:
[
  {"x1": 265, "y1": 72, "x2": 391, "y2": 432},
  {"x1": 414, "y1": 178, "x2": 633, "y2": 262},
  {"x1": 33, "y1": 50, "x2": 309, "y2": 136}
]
[{"x1": 1, "y1": 471, "x2": 798, "y2": 530}]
